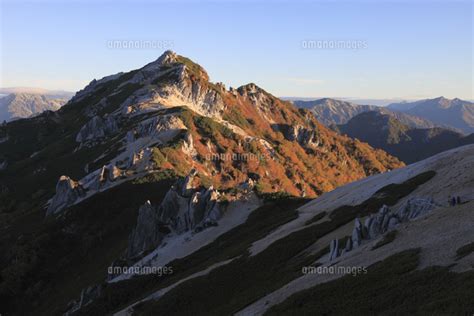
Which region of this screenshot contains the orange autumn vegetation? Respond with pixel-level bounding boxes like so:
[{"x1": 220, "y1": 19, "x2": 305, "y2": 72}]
[{"x1": 147, "y1": 54, "x2": 404, "y2": 198}]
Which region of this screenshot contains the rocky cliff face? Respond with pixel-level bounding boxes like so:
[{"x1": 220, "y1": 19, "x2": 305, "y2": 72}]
[
  {"x1": 272, "y1": 124, "x2": 322, "y2": 149},
  {"x1": 127, "y1": 169, "x2": 223, "y2": 259},
  {"x1": 47, "y1": 176, "x2": 86, "y2": 216},
  {"x1": 71, "y1": 50, "x2": 225, "y2": 120},
  {"x1": 46, "y1": 164, "x2": 124, "y2": 215},
  {"x1": 76, "y1": 115, "x2": 119, "y2": 145},
  {"x1": 127, "y1": 201, "x2": 167, "y2": 260}
]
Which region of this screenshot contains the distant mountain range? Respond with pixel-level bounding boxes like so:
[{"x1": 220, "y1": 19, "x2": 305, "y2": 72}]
[
  {"x1": 0, "y1": 92, "x2": 72, "y2": 122},
  {"x1": 336, "y1": 111, "x2": 474, "y2": 163},
  {"x1": 386, "y1": 97, "x2": 474, "y2": 134},
  {"x1": 0, "y1": 87, "x2": 74, "y2": 99},
  {"x1": 283, "y1": 97, "x2": 409, "y2": 107},
  {"x1": 293, "y1": 98, "x2": 442, "y2": 130}
]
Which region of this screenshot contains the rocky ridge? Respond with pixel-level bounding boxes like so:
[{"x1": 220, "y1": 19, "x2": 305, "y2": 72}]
[{"x1": 41, "y1": 51, "x2": 403, "y2": 216}]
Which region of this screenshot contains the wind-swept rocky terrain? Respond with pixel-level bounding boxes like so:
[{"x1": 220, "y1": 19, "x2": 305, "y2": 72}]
[
  {"x1": 336, "y1": 111, "x2": 474, "y2": 163},
  {"x1": 0, "y1": 51, "x2": 472, "y2": 316},
  {"x1": 0, "y1": 92, "x2": 70, "y2": 121}
]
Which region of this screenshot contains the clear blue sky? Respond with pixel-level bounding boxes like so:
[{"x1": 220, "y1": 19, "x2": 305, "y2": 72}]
[{"x1": 0, "y1": 0, "x2": 472, "y2": 99}]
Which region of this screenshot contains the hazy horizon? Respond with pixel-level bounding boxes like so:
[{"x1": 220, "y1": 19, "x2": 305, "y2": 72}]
[{"x1": 2, "y1": 85, "x2": 472, "y2": 107}]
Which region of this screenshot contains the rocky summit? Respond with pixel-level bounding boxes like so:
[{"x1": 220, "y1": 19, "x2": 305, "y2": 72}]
[{"x1": 2, "y1": 51, "x2": 403, "y2": 216}]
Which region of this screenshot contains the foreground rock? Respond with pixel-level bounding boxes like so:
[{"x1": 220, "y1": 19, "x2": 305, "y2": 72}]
[
  {"x1": 127, "y1": 169, "x2": 223, "y2": 259},
  {"x1": 127, "y1": 201, "x2": 166, "y2": 259},
  {"x1": 46, "y1": 176, "x2": 85, "y2": 216},
  {"x1": 46, "y1": 164, "x2": 125, "y2": 216}
]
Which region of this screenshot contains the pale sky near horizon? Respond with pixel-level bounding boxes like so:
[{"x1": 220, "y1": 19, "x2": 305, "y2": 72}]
[{"x1": 0, "y1": 0, "x2": 472, "y2": 99}]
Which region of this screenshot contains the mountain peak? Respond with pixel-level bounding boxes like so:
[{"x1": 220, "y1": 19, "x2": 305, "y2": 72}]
[
  {"x1": 139, "y1": 51, "x2": 208, "y2": 82},
  {"x1": 155, "y1": 49, "x2": 178, "y2": 66},
  {"x1": 236, "y1": 83, "x2": 274, "y2": 98},
  {"x1": 159, "y1": 49, "x2": 177, "y2": 60},
  {"x1": 237, "y1": 82, "x2": 261, "y2": 93},
  {"x1": 433, "y1": 96, "x2": 449, "y2": 103},
  {"x1": 141, "y1": 50, "x2": 179, "y2": 72}
]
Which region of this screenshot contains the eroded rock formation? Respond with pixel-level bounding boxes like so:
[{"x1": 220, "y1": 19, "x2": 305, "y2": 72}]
[
  {"x1": 46, "y1": 176, "x2": 85, "y2": 216},
  {"x1": 127, "y1": 170, "x2": 222, "y2": 259},
  {"x1": 76, "y1": 115, "x2": 118, "y2": 144},
  {"x1": 46, "y1": 164, "x2": 124, "y2": 216},
  {"x1": 329, "y1": 198, "x2": 437, "y2": 260},
  {"x1": 127, "y1": 201, "x2": 166, "y2": 259},
  {"x1": 272, "y1": 124, "x2": 321, "y2": 149}
]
